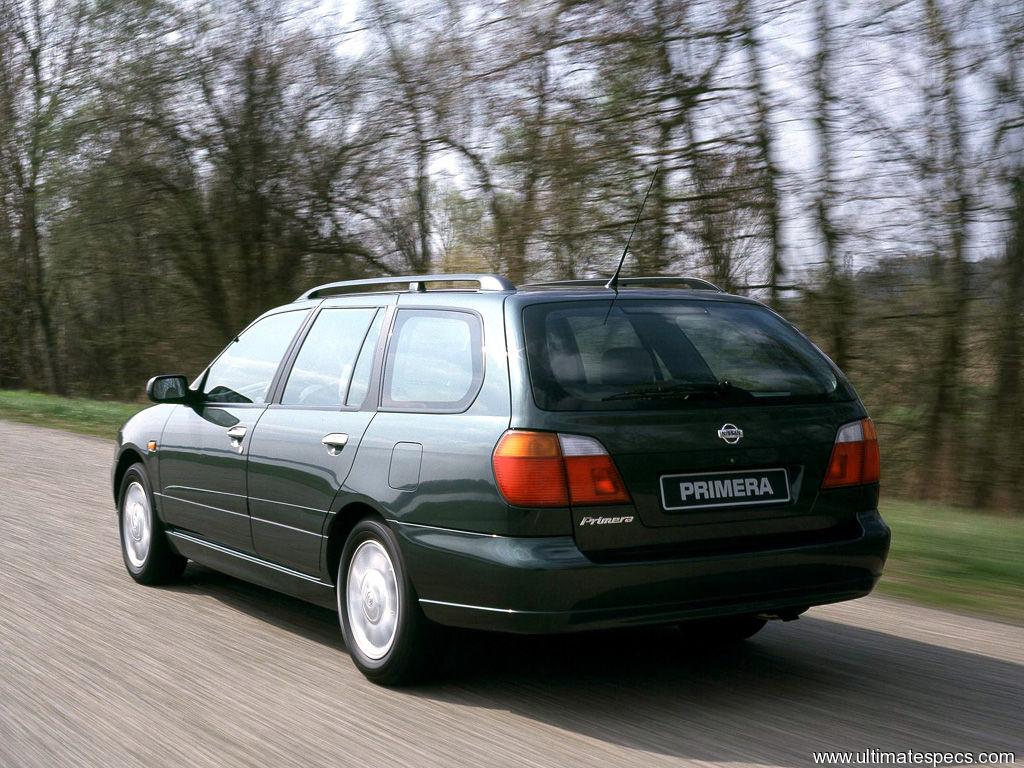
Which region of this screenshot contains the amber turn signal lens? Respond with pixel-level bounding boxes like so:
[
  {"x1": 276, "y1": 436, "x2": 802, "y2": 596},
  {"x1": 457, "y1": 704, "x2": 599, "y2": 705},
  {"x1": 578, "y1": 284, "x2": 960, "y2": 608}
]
[{"x1": 493, "y1": 431, "x2": 568, "y2": 507}]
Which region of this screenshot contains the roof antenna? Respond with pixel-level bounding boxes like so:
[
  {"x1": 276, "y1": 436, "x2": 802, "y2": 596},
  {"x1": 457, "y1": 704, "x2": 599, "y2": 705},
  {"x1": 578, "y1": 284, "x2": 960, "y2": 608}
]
[{"x1": 605, "y1": 165, "x2": 659, "y2": 322}]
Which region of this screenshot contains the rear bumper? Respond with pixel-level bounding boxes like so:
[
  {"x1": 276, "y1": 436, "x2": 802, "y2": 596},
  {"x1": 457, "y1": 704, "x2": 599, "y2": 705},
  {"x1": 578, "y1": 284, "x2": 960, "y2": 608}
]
[{"x1": 396, "y1": 509, "x2": 890, "y2": 634}]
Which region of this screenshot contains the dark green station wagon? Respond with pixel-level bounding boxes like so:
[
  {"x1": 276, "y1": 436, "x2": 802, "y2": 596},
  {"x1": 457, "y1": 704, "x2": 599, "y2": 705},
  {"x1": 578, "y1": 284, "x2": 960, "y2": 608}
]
[{"x1": 112, "y1": 274, "x2": 889, "y2": 684}]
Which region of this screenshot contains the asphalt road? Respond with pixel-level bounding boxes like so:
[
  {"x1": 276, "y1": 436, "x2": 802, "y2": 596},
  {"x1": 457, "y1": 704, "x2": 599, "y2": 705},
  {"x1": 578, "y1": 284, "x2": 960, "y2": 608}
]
[{"x1": 0, "y1": 419, "x2": 1021, "y2": 768}]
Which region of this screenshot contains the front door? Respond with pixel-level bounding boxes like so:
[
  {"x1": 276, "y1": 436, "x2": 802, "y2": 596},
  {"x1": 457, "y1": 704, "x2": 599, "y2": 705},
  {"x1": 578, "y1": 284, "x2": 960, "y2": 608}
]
[
  {"x1": 157, "y1": 308, "x2": 310, "y2": 553},
  {"x1": 247, "y1": 300, "x2": 389, "y2": 575}
]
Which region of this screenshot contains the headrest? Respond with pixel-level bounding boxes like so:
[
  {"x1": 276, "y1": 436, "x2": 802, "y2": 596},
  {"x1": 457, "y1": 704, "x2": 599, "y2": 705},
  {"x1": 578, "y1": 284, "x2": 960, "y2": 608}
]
[{"x1": 601, "y1": 347, "x2": 656, "y2": 386}]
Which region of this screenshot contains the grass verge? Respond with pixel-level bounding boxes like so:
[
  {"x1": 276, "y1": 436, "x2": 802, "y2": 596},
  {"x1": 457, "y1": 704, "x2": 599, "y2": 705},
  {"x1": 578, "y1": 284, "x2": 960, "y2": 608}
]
[
  {"x1": 0, "y1": 389, "x2": 145, "y2": 440},
  {"x1": 1, "y1": 389, "x2": 1021, "y2": 623},
  {"x1": 877, "y1": 499, "x2": 1023, "y2": 624}
]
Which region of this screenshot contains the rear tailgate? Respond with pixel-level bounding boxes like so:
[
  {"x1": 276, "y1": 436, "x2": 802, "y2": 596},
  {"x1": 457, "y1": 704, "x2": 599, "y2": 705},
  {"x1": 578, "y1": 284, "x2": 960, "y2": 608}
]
[
  {"x1": 511, "y1": 294, "x2": 871, "y2": 558},
  {"x1": 533, "y1": 402, "x2": 867, "y2": 559}
]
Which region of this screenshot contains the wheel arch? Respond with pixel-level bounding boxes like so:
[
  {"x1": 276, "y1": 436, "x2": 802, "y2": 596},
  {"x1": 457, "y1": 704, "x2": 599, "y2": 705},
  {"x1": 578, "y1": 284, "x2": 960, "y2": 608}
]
[
  {"x1": 323, "y1": 499, "x2": 388, "y2": 584},
  {"x1": 113, "y1": 447, "x2": 147, "y2": 505}
]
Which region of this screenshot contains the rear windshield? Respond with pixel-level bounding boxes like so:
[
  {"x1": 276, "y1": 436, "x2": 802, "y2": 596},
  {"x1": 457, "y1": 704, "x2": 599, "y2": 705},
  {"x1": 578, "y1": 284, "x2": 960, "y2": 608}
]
[{"x1": 523, "y1": 299, "x2": 852, "y2": 411}]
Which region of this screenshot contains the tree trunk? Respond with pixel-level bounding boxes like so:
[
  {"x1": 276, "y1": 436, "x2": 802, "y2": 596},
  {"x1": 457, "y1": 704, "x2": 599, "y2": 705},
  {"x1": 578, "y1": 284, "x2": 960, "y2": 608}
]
[
  {"x1": 413, "y1": 122, "x2": 432, "y2": 273},
  {"x1": 371, "y1": 1, "x2": 432, "y2": 273},
  {"x1": 973, "y1": 172, "x2": 1024, "y2": 511},
  {"x1": 813, "y1": 0, "x2": 850, "y2": 370},
  {"x1": 918, "y1": 0, "x2": 970, "y2": 500},
  {"x1": 647, "y1": 1, "x2": 675, "y2": 276},
  {"x1": 22, "y1": 187, "x2": 65, "y2": 393},
  {"x1": 740, "y1": 0, "x2": 784, "y2": 307},
  {"x1": 508, "y1": 63, "x2": 549, "y2": 284},
  {"x1": 682, "y1": 117, "x2": 731, "y2": 291}
]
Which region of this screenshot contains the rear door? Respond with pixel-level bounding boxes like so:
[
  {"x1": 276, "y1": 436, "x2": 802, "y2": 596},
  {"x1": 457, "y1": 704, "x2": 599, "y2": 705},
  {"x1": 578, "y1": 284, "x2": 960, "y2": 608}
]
[
  {"x1": 245, "y1": 298, "x2": 390, "y2": 575},
  {"x1": 516, "y1": 297, "x2": 866, "y2": 557},
  {"x1": 344, "y1": 296, "x2": 512, "y2": 537}
]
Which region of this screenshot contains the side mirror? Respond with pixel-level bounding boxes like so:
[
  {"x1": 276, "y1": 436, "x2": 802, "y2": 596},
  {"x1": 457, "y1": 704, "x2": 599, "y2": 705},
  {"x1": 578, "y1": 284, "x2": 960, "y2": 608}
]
[{"x1": 146, "y1": 375, "x2": 192, "y2": 404}]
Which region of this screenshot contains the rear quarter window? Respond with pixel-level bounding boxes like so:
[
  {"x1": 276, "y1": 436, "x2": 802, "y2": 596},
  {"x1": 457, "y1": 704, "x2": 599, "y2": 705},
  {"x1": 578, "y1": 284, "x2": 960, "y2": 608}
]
[{"x1": 382, "y1": 309, "x2": 484, "y2": 412}]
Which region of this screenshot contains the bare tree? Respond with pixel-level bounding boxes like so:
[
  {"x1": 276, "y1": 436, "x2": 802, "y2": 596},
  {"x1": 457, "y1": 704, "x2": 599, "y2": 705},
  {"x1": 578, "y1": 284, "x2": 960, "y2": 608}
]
[
  {"x1": 917, "y1": 0, "x2": 971, "y2": 498},
  {"x1": 973, "y1": 7, "x2": 1024, "y2": 510},
  {"x1": 811, "y1": 0, "x2": 851, "y2": 370},
  {"x1": 739, "y1": 0, "x2": 784, "y2": 304},
  {"x1": 0, "y1": 0, "x2": 94, "y2": 393},
  {"x1": 973, "y1": 171, "x2": 1024, "y2": 510},
  {"x1": 367, "y1": 0, "x2": 434, "y2": 273}
]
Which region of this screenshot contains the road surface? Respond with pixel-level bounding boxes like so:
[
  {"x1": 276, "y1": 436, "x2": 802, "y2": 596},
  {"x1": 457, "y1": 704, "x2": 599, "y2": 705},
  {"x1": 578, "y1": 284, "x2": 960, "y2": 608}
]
[{"x1": 0, "y1": 419, "x2": 1021, "y2": 768}]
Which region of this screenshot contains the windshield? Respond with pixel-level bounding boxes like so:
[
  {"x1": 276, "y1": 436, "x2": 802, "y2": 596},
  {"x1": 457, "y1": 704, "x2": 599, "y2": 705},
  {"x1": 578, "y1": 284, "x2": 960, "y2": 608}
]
[{"x1": 523, "y1": 299, "x2": 852, "y2": 411}]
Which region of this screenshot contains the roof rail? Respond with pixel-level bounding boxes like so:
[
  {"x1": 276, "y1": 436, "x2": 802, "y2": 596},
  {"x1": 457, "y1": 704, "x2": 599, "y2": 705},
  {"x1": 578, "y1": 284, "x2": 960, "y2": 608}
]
[
  {"x1": 296, "y1": 273, "x2": 515, "y2": 301},
  {"x1": 520, "y1": 276, "x2": 723, "y2": 292}
]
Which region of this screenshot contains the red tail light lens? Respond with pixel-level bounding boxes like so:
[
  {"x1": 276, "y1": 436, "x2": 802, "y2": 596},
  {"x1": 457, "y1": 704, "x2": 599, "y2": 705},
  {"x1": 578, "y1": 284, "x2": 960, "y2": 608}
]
[
  {"x1": 822, "y1": 418, "x2": 880, "y2": 489},
  {"x1": 492, "y1": 431, "x2": 631, "y2": 507},
  {"x1": 558, "y1": 434, "x2": 632, "y2": 505}
]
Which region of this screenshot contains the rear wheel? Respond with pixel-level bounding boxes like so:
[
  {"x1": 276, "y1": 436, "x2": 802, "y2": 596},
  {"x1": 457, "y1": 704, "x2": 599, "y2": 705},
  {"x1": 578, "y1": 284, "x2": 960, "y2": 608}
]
[
  {"x1": 118, "y1": 463, "x2": 186, "y2": 584},
  {"x1": 338, "y1": 518, "x2": 438, "y2": 685},
  {"x1": 678, "y1": 614, "x2": 767, "y2": 645}
]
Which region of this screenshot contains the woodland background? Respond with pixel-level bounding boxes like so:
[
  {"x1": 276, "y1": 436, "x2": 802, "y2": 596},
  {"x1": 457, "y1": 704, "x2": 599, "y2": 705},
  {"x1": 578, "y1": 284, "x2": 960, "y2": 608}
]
[{"x1": 1, "y1": 0, "x2": 1022, "y2": 512}]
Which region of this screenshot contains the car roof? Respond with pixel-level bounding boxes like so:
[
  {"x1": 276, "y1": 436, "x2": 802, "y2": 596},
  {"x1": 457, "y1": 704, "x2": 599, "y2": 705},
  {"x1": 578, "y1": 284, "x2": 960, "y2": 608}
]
[
  {"x1": 286, "y1": 273, "x2": 761, "y2": 311},
  {"x1": 508, "y1": 285, "x2": 758, "y2": 306}
]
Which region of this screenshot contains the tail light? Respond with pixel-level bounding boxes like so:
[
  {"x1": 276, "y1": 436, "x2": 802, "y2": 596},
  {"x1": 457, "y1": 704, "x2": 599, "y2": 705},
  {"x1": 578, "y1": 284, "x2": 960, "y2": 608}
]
[
  {"x1": 492, "y1": 431, "x2": 568, "y2": 507},
  {"x1": 822, "y1": 418, "x2": 880, "y2": 489},
  {"x1": 492, "y1": 431, "x2": 631, "y2": 507},
  {"x1": 559, "y1": 434, "x2": 632, "y2": 505}
]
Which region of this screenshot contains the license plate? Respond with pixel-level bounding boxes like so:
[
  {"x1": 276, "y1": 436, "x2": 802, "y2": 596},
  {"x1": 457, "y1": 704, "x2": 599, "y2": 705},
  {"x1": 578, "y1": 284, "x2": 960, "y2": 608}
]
[{"x1": 660, "y1": 468, "x2": 790, "y2": 511}]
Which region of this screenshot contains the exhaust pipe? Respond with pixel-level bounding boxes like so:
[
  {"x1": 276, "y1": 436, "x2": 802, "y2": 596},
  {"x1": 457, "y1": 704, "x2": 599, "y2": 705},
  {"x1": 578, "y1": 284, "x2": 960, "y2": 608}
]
[{"x1": 758, "y1": 607, "x2": 807, "y2": 622}]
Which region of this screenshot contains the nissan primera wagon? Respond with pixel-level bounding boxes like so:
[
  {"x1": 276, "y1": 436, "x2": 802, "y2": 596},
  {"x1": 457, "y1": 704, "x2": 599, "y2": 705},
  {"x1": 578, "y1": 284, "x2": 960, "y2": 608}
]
[{"x1": 113, "y1": 274, "x2": 889, "y2": 684}]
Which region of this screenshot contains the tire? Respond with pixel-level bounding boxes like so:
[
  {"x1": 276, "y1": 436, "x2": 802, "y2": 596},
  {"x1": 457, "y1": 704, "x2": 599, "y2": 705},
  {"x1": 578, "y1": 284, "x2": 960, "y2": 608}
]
[
  {"x1": 338, "y1": 518, "x2": 438, "y2": 685},
  {"x1": 118, "y1": 463, "x2": 187, "y2": 585},
  {"x1": 678, "y1": 614, "x2": 767, "y2": 645}
]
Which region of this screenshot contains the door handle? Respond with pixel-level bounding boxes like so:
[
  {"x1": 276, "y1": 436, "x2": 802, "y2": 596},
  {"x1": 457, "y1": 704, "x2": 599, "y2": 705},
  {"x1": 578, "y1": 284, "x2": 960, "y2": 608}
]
[
  {"x1": 322, "y1": 433, "x2": 349, "y2": 455},
  {"x1": 227, "y1": 426, "x2": 247, "y2": 441}
]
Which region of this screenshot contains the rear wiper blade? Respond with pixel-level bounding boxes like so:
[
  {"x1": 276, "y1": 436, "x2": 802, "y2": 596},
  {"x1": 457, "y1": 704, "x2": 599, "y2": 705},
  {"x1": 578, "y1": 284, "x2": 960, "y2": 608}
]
[{"x1": 602, "y1": 380, "x2": 754, "y2": 402}]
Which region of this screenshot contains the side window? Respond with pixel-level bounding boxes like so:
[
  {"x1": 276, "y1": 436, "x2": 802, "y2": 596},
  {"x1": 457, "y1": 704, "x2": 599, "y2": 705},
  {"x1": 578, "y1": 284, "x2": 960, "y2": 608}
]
[
  {"x1": 345, "y1": 309, "x2": 386, "y2": 407},
  {"x1": 202, "y1": 310, "x2": 307, "y2": 404},
  {"x1": 281, "y1": 307, "x2": 380, "y2": 407},
  {"x1": 382, "y1": 309, "x2": 483, "y2": 412}
]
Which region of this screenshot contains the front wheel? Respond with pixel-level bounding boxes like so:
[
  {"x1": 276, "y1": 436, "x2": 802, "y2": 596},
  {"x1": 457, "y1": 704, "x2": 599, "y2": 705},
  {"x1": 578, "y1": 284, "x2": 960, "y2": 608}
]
[
  {"x1": 338, "y1": 518, "x2": 438, "y2": 685},
  {"x1": 118, "y1": 463, "x2": 186, "y2": 585}
]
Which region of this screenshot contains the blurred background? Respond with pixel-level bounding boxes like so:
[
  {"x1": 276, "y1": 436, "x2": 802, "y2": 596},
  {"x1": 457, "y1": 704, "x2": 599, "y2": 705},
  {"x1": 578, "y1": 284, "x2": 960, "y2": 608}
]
[{"x1": 0, "y1": 0, "x2": 1021, "y2": 527}]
